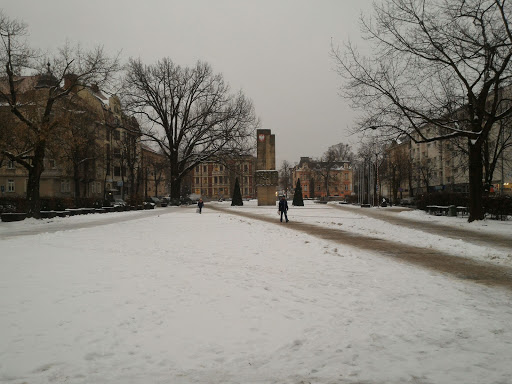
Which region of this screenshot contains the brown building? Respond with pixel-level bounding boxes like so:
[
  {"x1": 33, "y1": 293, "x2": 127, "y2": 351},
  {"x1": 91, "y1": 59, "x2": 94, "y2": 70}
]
[
  {"x1": 0, "y1": 73, "x2": 141, "y2": 203},
  {"x1": 190, "y1": 155, "x2": 256, "y2": 200},
  {"x1": 292, "y1": 157, "x2": 353, "y2": 199}
]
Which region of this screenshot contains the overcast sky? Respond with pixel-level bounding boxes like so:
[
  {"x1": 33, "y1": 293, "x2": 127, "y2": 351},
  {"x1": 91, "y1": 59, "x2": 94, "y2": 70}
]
[{"x1": 2, "y1": 0, "x2": 373, "y2": 166}]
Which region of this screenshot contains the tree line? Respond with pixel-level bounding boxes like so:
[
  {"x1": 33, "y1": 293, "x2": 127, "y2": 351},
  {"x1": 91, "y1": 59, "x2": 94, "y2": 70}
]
[
  {"x1": 331, "y1": 0, "x2": 512, "y2": 222},
  {"x1": 0, "y1": 11, "x2": 258, "y2": 217}
]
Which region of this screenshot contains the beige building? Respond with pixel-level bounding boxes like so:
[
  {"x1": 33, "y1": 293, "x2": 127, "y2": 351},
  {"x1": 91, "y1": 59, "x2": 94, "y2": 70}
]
[
  {"x1": 190, "y1": 156, "x2": 256, "y2": 200},
  {"x1": 141, "y1": 145, "x2": 168, "y2": 198},
  {"x1": 408, "y1": 125, "x2": 511, "y2": 196},
  {"x1": 0, "y1": 74, "x2": 141, "y2": 204}
]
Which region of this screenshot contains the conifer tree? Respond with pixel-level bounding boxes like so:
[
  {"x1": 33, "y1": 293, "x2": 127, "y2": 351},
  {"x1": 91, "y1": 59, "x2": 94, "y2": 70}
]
[
  {"x1": 231, "y1": 177, "x2": 243, "y2": 206},
  {"x1": 292, "y1": 178, "x2": 304, "y2": 206}
]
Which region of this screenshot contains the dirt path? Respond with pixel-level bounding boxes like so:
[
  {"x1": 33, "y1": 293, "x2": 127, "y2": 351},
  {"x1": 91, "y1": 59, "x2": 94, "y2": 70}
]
[
  {"x1": 334, "y1": 204, "x2": 512, "y2": 249},
  {"x1": 209, "y1": 204, "x2": 512, "y2": 291}
]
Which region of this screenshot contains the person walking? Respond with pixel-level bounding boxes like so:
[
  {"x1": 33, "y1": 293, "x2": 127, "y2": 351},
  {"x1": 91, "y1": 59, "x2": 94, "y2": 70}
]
[
  {"x1": 278, "y1": 195, "x2": 289, "y2": 222},
  {"x1": 197, "y1": 198, "x2": 204, "y2": 214}
]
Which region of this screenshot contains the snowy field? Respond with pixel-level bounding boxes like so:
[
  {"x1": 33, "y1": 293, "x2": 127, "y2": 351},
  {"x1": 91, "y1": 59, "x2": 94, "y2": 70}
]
[{"x1": 1, "y1": 201, "x2": 512, "y2": 384}]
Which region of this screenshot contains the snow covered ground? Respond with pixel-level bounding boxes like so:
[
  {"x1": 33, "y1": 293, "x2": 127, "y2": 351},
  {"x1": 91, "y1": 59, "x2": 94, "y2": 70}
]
[{"x1": 1, "y1": 202, "x2": 511, "y2": 384}]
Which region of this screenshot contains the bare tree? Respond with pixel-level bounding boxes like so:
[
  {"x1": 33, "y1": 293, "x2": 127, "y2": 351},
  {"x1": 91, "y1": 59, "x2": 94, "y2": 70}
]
[
  {"x1": 0, "y1": 11, "x2": 119, "y2": 217},
  {"x1": 381, "y1": 141, "x2": 410, "y2": 202},
  {"x1": 332, "y1": 0, "x2": 512, "y2": 221},
  {"x1": 313, "y1": 148, "x2": 338, "y2": 199},
  {"x1": 328, "y1": 142, "x2": 355, "y2": 163},
  {"x1": 279, "y1": 160, "x2": 292, "y2": 196},
  {"x1": 122, "y1": 58, "x2": 258, "y2": 200},
  {"x1": 52, "y1": 98, "x2": 102, "y2": 206}
]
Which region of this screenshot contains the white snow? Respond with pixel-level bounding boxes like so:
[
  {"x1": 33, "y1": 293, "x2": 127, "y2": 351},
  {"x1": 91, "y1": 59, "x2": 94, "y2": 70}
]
[{"x1": 1, "y1": 202, "x2": 511, "y2": 384}]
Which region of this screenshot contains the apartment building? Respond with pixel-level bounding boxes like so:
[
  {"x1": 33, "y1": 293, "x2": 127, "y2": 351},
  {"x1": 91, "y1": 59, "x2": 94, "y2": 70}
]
[{"x1": 0, "y1": 73, "x2": 141, "y2": 202}]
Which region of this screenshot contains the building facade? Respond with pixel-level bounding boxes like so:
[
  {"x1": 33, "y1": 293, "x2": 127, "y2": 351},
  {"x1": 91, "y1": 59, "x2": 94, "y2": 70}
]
[
  {"x1": 140, "y1": 145, "x2": 168, "y2": 198},
  {"x1": 0, "y1": 74, "x2": 142, "y2": 203},
  {"x1": 292, "y1": 157, "x2": 353, "y2": 199},
  {"x1": 190, "y1": 156, "x2": 256, "y2": 200}
]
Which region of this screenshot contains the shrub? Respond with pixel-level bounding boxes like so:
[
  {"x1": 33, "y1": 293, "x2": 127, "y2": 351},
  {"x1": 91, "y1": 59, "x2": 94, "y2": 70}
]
[
  {"x1": 0, "y1": 196, "x2": 28, "y2": 213},
  {"x1": 292, "y1": 179, "x2": 304, "y2": 206},
  {"x1": 231, "y1": 178, "x2": 243, "y2": 206}
]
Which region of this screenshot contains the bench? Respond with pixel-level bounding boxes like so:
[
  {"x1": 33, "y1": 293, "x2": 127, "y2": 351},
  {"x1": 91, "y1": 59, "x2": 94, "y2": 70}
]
[
  {"x1": 426, "y1": 205, "x2": 467, "y2": 217},
  {"x1": 456, "y1": 206, "x2": 468, "y2": 217},
  {"x1": 426, "y1": 205, "x2": 449, "y2": 215}
]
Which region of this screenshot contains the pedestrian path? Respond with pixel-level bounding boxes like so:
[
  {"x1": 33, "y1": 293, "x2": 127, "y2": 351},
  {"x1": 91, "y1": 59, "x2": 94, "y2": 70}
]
[
  {"x1": 209, "y1": 204, "x2": 512, "y2": 291},
  {"x1": 334, "y1": 204, "x2": 512, "y2": 250}
]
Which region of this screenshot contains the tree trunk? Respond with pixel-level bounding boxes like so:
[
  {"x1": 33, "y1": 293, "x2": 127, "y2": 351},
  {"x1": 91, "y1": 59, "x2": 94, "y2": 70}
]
[
  {"x1": 26, "y1": 142, "x2": 46, "y2": 218},
  {"x1": 468, "y1": 141, "x2": 485, "y2": 222},
  {"x1": 170, "y1": 177, "x2": 181, "y2": 199},
  {"x1": 74, "y1": 163, "x2": 81, "y2": 208}
]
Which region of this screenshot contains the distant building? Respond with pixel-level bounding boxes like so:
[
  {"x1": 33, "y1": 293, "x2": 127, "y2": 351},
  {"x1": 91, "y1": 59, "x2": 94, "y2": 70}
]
[
  {"x1": 190, "y1": 155, "x2": 256, "y2": 200},
  {"x1": 140, "y1": 145, "x2": 168, "y2": 198},
  {"x1": 292, "y1": 157, "x2": 353, "y2": 199}
]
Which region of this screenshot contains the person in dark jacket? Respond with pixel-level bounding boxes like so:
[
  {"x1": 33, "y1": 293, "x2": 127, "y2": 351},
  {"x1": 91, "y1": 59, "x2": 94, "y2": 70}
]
[
  {"x1": 197, "y1": 198, "x2": 204, "y2": 214},
  {"x1": 278, "y1": 195, "x2": 289, "y2": 222}
]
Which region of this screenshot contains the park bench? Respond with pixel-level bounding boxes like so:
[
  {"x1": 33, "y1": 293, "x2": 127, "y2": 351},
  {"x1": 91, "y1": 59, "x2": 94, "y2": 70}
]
[
  {"x1": 426, "y1": 205, "x2": 467, "y2": 217},
  {"x1": 426, "y1": 205, "x2": 449, "y2": 215}
]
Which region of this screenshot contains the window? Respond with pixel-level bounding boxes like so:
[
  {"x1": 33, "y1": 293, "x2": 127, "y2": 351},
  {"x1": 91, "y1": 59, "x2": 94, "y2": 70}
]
[
  {"x1": 195, "y1": 166, "x2": 199, "y2": 172},
  {"x1": 214, "y1": 176, "x2": 218, "y2": 184},
  {"x1": 344, "y1": 173, "x2": 348, "y2": 180},
  {"x1": 220, "y1": 165, "x2": 224, "y2": 172},
  {"x1": 7, "y1": 160, "x2": 15, "y2": 169},
  {"x1": 7, "y1": 179, "x2": 15, "y2": 192},
  {"x1": 49, "y1": 159, "x2": 56, "y2": 169},
  {"x1": 61, "y1": 180, "x2": 70, "y2": 193},
  {"x1": 195, "y1": 177, "x2": 199, "y2": 184},
  {"x1": 203, "y1": 166, "x2": 207, "y2": 173},
  {"x1": 244, "y1": 164, "x2": 248, "y2": 172},
  {"x1": 114, "y1": 166, "x2": 121, "y2": 176},
  {"x1": 92, "y1": 182, "x2": 101, "y2": 194},
  {"x1": 244, "y1": 187, "x2": 248, "y2": 194}
]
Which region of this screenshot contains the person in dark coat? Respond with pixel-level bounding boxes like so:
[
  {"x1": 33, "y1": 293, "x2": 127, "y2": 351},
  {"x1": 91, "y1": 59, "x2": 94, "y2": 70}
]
[
  {"x1": 278, "y1": 195, "x2": 289, "y2": 222},
  {"x1": 197, "y1": 198, "x2": 204, "y2": 214}
]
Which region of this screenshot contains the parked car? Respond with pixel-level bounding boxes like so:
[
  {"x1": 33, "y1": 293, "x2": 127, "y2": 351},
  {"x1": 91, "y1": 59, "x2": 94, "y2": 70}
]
[
  {"x1": 160, "y1": 197, "x2": 170, "y2": 207},
  {"x1": 148, "y1": 197, "x2": 161, "y2": 205},
  {"x1": 400, "y1": 197, "x2": 415, "y2": 206}
]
